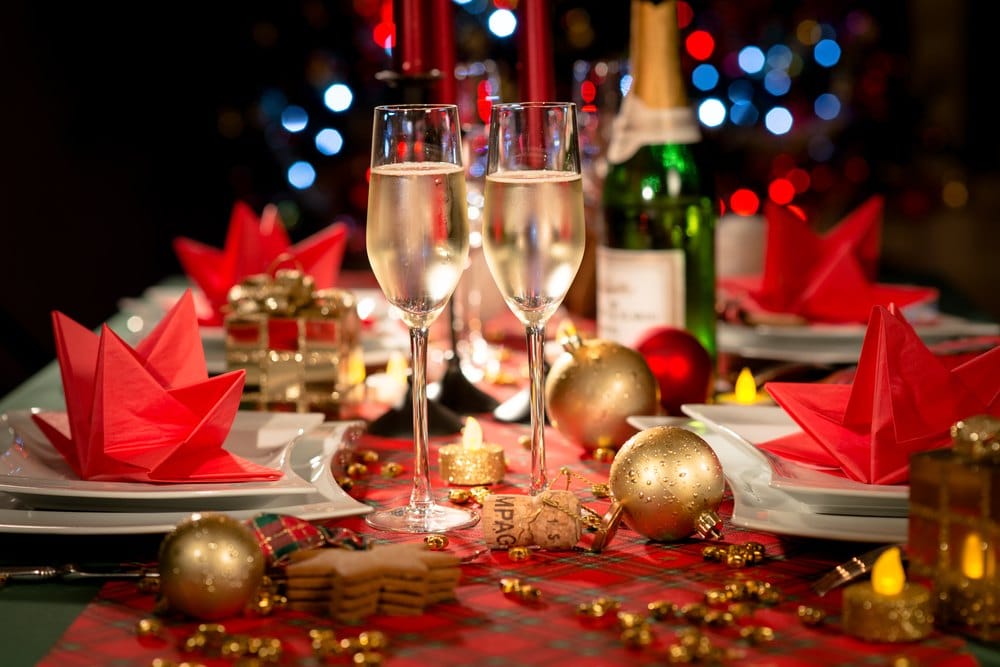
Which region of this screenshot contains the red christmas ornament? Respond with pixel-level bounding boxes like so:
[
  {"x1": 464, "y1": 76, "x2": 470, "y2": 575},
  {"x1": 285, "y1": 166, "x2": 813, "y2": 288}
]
[{"x1": 635, "y1": 327, "x2": 714, "y2": 416}]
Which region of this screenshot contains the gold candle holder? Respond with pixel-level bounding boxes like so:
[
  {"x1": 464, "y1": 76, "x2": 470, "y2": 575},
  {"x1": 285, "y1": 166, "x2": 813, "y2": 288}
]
[
  {"x1": 908, "y1": 414, "x2": 999, "y2": 642},
  {"x1": 842, "y1": 547, "x2": 933, "y2": 642},
  {"x1": 438, "y1": 417, "x2": 506, "y2": 486}
]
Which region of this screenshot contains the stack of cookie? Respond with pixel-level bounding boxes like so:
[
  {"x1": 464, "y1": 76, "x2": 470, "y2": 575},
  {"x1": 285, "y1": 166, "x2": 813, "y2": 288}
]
[{"x1": 284, "y1": 542, "x2": 462, "y2": 620}]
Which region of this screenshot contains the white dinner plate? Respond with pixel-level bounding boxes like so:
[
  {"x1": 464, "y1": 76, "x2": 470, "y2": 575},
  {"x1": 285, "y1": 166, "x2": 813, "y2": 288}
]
[
  {"x1": 0, "y1": 420, "x2": 373, "y2": 534},
  {"x1": 718, "y1": 314, "x2": 998, "y2": 364},
  {"x1": 0, "y1": 410, "x2": 326, "y2": 511},
  {"x1": 627, "y1": 414, "x2": 907, "y2": 543},
  {"x1": 676, "y1": 404, "x2": 908, "y2": 515}
]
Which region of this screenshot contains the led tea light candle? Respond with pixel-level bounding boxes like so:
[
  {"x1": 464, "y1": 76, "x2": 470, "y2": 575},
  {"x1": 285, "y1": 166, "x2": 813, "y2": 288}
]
[
  {"x1": 842, "y1": 547, "x2": 933, "y2": 642},
  {"x1": 439, "y1": 417, "x2": 506, "y2": 485},
  {"x1": 716, "y1": 367, "x2": 771, "y2": 406}
]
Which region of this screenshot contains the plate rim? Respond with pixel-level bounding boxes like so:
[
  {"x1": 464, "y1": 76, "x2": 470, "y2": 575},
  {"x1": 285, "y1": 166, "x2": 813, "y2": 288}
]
[
  {"x1": 0, "y1": 419, "x2": 373, "y2": 534},
  {"x1": 0, "y1": 409, "x2": 324, "y2": 503}
]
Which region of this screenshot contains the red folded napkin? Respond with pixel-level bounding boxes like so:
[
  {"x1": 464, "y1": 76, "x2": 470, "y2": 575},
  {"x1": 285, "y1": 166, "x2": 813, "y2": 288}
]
[
  {"x1": 173, "y1": 201, "x2": 349, "y2": 325},
  {"x1": 762, "y1": 305, "x2": 1000, "y2": 484},
  {"x1": 719, "y1": 196, "x2": 938, "y2": 323},
  {"x1": 32, "y1": 290, "x2": 283, "y2": 483}
]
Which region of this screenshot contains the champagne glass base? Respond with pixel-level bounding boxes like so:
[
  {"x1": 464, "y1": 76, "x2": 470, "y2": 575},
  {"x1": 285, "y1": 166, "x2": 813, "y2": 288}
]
[{"x1": 365, "y1": 502, "x2": 481, "y2": 533}]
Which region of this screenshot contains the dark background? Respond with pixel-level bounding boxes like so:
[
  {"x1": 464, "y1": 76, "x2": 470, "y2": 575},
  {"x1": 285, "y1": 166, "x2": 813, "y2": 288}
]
[{"x1": 0, "y1": 0, "x2": 997, "y2": 397}]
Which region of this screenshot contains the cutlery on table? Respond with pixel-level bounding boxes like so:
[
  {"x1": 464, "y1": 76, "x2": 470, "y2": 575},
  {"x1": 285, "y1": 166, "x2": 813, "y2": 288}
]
[
  {"x1": 0, "y1": 564, "x2": 158, "y2": 587},
  {"x1": 811, "y1": 543, "x2": 906, "y2": 596}
]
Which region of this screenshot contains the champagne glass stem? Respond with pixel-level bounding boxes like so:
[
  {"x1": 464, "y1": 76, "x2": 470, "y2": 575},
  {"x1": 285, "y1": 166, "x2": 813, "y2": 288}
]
[
  {"x1": 408, "y1": 325, "x2": 433, "y2": 512},
  {"x1": 526, "y1": 323, "x2": 548, "y2": 495}
]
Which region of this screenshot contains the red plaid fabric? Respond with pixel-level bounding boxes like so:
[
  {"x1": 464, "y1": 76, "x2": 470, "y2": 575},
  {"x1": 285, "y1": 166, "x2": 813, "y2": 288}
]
[{"x1": 39, "y1": 413, "x2": 981, "y2": 666}]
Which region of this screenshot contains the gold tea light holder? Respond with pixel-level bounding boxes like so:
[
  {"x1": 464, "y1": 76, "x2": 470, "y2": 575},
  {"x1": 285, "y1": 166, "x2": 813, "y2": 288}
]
[
  {"x1": 908, "y1": 414, "x2": 999, "y2": 642},
  {"x1": 438, "y1": 417, "x2": 506, "y2": 486},
  {"x1": 841, "y1": 546, "x2": 933, "y2": 642},
  {"x1": 223, "y1": 265, "x2": 365, "y2": 418}
]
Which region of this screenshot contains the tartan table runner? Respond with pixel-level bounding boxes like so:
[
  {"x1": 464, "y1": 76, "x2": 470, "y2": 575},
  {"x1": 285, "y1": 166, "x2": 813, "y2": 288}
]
[{"x1": 37, "y1": 414, "x2": 980, "y2": 666}]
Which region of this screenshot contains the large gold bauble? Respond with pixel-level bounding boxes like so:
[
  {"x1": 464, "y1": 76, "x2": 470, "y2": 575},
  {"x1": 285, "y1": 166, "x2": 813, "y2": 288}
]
[
  {"x1": 608, "y1": 426, "x2": 725, "y2": 542},
  {"x1": 545, "y1": 333, "x2": 660, "y2": 451},
  {"x1": 158, "y1": 512, "x2": 266, "y2": 620}
]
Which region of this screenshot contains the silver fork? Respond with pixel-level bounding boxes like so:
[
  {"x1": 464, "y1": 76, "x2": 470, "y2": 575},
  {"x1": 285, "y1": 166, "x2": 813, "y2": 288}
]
[{"x1": 811, "y1": 544, "x2": 904, "y2": 596}]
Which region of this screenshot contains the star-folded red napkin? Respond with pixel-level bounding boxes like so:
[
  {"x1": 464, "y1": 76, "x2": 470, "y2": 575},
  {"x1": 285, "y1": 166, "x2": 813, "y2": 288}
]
[
  {"x1": 31, "y1": 290, "x2": 283, "y2": 483},
  {"x1": 761, "y1": 305, "x2": 1000, "y2": 484},
  {"x1": 720, "y1": 196, "x2": 938, "y2": 323},
  {"x1": 173, "y1": 201, "x2": 349, "y2": 325}
]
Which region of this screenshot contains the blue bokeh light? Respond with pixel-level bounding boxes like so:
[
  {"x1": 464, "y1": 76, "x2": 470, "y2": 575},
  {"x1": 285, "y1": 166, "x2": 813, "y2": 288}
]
[
  {"x1": 738, "y1": 46, "x2": 766, "y2": 74},
  {"x1": 281, "y1": 105, "x2": 308, "y2": 133},
  {"x1": 487, "y1": 9, "x2": 517, "y2": 37},
  {"x1": 764, "y1": 107, "x2": 794, "y2": 135},
  {"x1": 814, "y1": 39, "x2": 842, "y2": 67},
  {"x1": 288, "y1": 161, "x2": 317, "y2": 189},
  {"x1": 323, "y1": 83, "x2": 353, "y2": 112},
  {"x1": 764, "y1": 69, "x2": 791, "y2": 96},
  {"x1": 814, "y1": 93, "x2": 841, "y2": 120},
  {"x1": 315, "y1": 128, "x2": 344, "y2": 156},
  {"x1": 698, "y1": 98, "x2": 727, "y2": 128},
  {"x1": 692, "y1": 63, "x2": 719, "y2": 91},
  {"x1": 730, "y1": 101, "x2": 759, "y2": 127}
]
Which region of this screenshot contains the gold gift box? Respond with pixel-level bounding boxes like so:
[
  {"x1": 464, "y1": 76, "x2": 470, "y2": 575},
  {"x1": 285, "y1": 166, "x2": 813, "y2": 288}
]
[
  {"x1": 224, "y1": 269, "x2": 365, "y2": 418},
  {"x1": 908, "y1": 415, "x2": 1000, "y2": 642}
]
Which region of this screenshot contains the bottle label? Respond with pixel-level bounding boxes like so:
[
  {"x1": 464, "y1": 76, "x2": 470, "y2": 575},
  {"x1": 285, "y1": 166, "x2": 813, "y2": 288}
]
[
  {"x1": 596, "y1": 245, "x2": 685, "y2": 346},
  {"x1": 606, "y1": 96, "x2": 701, "y2": 165}
]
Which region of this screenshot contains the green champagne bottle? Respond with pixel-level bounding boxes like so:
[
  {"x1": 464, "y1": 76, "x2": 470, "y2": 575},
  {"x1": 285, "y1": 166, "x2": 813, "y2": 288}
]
[{"x1": 597, "y1": 0, "x2": 717, "y2": 358}]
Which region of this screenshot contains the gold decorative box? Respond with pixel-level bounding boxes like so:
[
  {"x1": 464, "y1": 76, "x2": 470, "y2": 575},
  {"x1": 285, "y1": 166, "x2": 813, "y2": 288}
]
[
  {"x1": 224, "y1": 269, "x2": 365, "y2": 417},
  {"x1": 908, "y1": 414, "x2": 999, "y2": 642}
]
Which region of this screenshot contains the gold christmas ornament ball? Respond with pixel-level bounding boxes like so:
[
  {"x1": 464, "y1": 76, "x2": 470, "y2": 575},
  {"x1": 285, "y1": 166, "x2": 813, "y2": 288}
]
[
  {"x1": 609, "y1": 426, "x2": 725, "y2": 542},
  {"x1": 544, "y1": 332, "x2": 660, "y2": 451},
  {"x1": 158, "y1": 512, "x2": 266, "y2": 620}
]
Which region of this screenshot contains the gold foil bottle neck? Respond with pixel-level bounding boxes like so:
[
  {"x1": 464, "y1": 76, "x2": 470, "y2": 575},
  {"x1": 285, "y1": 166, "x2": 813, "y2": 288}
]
[{"x1": 630, "y1": 0, "x2": 688, "y2": 110}]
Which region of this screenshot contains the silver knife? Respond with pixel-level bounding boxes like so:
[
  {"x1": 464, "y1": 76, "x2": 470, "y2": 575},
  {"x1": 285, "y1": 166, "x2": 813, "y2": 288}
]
[{"x1": 0, "y1": 564, "x2": 158, "y2": 584}]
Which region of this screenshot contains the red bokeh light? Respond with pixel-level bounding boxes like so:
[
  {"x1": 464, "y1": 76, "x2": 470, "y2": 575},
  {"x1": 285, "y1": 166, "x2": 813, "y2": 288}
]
[
  {"x1": 786, "y1": 167, "x2": 811, "y2": 193},
  {"x1": 768, "y1": 178, "x2": 795, "y2": 205},
  {"x1": 372, "y1": 22, "x2": 394, "y2": 49},
  {"x1": 677, "y1": 1, "x2": 694, "y2": 29},
  {"x1": 580, "y1": 80, "x2": 596, "y2": 103},
  {"x1": 685, "y1": 30, "x2": 715, "y2": 61},
  {"x1": 786, "y1": 204, "x2": 807, "y2": 220},
  {"x1": 729, "y1": 188, "x2": 760, "y2": 215}
]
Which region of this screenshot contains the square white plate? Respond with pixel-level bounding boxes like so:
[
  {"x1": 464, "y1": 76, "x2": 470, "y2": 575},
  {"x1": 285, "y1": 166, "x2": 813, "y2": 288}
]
[
  {"x1": 627, "y1": 414, "x2": 907, "y2": 542},
  {"x1": 0, "y1": 419, "x2": 373, "y2": 534},
  {"x1": 718, "y1": 315, "x2": 998, "y2": 364},
  {"x1": 0, "y1": 410, "x2": 325, "y2": 511},
  {"x1": 676, "y1": 404, "x2": 908, "y2": 515}
]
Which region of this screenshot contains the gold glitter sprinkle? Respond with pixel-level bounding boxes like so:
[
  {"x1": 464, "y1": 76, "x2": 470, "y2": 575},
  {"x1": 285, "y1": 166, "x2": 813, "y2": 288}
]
[
  {"x1": 380, "y1": 462, "x2": 404, "y2": 478},
  {"x1": 424, "y1": 534, "x2": 449, "y2": 550}
]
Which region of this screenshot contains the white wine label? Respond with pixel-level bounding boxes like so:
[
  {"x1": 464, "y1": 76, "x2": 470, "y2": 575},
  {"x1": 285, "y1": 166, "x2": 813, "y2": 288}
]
[{"x1": 596, "y1": 246, "x2": 685, "y2": 347}]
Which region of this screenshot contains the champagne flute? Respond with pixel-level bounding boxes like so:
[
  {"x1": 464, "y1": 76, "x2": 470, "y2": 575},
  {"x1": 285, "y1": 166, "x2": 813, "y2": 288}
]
[
  {"x1": 366, "y1": 104, "x2": 478, "y2": 532},
  {"x1": 482, "y1": 102, "x2": 586, "y2": 494}
]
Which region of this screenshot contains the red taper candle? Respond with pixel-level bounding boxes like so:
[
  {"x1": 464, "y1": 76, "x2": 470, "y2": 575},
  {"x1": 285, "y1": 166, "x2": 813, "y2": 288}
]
[
  {"x1": 396, "y1": 0, "x2": 426, "y2": 75},
  {"x1": 517, "y1": 0, "x2": 555, "y2": 102},
  {"x1": 429, "y1": 0, "x2": 457, "y2": 104}
]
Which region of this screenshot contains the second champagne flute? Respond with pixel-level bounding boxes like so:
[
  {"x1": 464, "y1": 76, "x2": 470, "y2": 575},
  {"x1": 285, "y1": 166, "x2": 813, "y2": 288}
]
[
  {"x1": 366, "y1": 104, "x2": 478, "y2": 532},
  {"x1": 482, "y1": 102, "x2": 586, "y2": 494}
]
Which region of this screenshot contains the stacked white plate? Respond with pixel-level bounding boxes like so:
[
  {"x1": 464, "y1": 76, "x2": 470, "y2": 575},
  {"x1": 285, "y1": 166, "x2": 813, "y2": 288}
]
[
  {"x1": 0, "y1": 410, "x2": 373, "y2": 534},
  {"x1": 629, "y1": 405, "x2": 909, "y2": 543}
]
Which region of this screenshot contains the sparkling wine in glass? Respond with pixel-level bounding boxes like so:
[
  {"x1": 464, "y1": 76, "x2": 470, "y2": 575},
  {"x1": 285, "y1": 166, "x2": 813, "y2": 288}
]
[
  {"x1": 366, "y1": 104, "x2": 479, "y2": 532},
  {"x1": 482, "y1": 102, "x2": 586, "y2": 494}
]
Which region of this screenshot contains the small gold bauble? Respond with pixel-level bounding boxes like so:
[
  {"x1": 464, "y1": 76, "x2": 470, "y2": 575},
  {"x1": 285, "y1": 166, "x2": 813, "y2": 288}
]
[
  {"x1": 608, "y1": 426, "x2": 725, "y2": 542},
  {"x1": 545, "y1": 335, "x2": 660, "y2": 451},
  {"x1": 158, "y1": 512, "x2": 266, "y2": 620}
]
